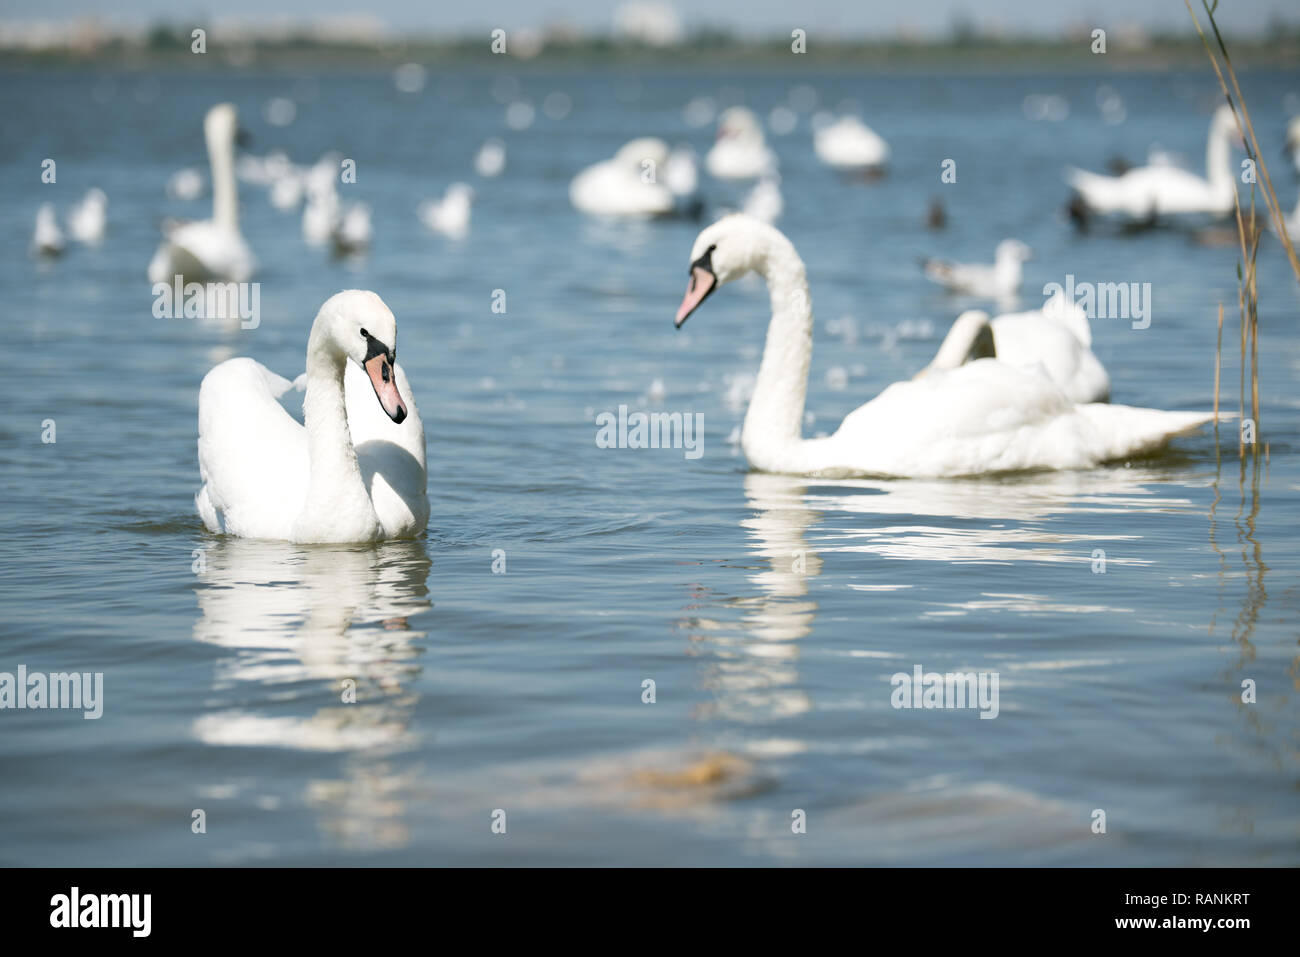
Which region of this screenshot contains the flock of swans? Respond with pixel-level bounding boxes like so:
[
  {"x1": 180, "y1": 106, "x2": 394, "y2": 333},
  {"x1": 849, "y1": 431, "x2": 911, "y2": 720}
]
[{"x1": 32, "y1": 89, "x2": 1300, "y2": 545}]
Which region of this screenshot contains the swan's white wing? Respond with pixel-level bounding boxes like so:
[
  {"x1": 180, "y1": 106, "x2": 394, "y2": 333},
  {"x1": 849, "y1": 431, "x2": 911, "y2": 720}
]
[
  {"x1": 196, "y1": 358, "x2": 309, "y2": 539},
  {"x1": 570, "y1": 161, "x2": 674, "y2": 217},
  {"x1": 345, "y1": 360, "x2": 429, "y2": 538},
  {"x1": 820, "y1": 360, "x2": 1207, "y2": 477},
  {"x1": 991, "y1": 311, "x2": 1110, "y2": 404}
]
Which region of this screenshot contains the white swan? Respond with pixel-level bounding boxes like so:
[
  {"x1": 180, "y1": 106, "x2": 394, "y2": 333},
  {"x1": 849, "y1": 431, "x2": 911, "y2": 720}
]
[
  {"x1": 706, "y1": 107, "x2": 777, "y2": 181},
  {"x1": 419, "y1": 183, "x2": 474, "y2": 239},
  {"x1": 1066, "y1": 104, "x2": 1240, "y2": 222},
  {"x1": 302, "y1": 180, "x2": 339, "y2": 246},
  {"x1": 31, "y1": 202, "x2": 65, "y2": 257},
  {"x1": 742, "y1": 174, "x2": 783, "y2": 224},
  {"x1": 166, "y1": 167, "x2": 205, "y2": 201},
  {"x1": 67, "y1": 188, "x2": 107, "y2": 244},
  {"x1": 196, "y1": 290, "x2": 428, "y2": 543},
  {"x1": 570, "y1": 137, "x2": 675, "y2": 217},
  {"x1": 475, "y1": 138, "x2": 507, "y2": 178},
  {"x1": 813, "y1": 115, "x2": 889, "y2": 171},
  {"x1": 922, "y1": 239, "x2": 1031, "y2": 299},
  {"x1": 673, "y1": 215, "x2": 1214, "y2": 478},
  {"x1": 148, "y1": 104, "x2": 255, "y2": 283},
  {"x1": 916, "y1": 293, "x2": 1110, "y2": 404},
  {"x1": 332, "y1": 202, "x2": 372, "y2": 255},
  {"x1": 1285, "y1": 116, "x2": 1300, "y2": 175}
]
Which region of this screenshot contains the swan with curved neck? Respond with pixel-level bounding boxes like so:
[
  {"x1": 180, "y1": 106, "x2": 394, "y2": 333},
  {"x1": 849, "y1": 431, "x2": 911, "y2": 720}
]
[
  {"x1": 674, "y1": 215, "x2": 1214, "y2": 478},
  {"x1": 1066, "y1": 104, "x2": 1240, "y2": 222},
  {"x1": 196, "y1": 290, "x2": 427, "y2": 543},
  {"x1": 148, "y1": 103, "x2": 255, "y2": 283}
]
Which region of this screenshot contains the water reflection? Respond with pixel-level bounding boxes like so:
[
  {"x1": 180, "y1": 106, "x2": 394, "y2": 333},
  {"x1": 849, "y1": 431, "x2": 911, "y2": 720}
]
[{"x1": 191, "y1": 538, "x2": 431, "y2": 852}]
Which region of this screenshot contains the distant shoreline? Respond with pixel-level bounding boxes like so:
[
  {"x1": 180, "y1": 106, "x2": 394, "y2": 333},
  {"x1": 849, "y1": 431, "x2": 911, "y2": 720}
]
[{"x1": 4, "y1": 35, "x2": 1299, "y2": 71}]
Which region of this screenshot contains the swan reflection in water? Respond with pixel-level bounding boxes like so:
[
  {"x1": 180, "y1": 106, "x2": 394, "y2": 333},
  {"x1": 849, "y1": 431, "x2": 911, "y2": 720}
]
[{"x1": 191, "y1": 538, "x2": 431, "y2": 853}]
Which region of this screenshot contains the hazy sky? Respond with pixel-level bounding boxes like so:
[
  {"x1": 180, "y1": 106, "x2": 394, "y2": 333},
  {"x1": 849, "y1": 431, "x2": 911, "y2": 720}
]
[{"x1": 1, "y1": 0, "x2": 1296, "y2": 37}]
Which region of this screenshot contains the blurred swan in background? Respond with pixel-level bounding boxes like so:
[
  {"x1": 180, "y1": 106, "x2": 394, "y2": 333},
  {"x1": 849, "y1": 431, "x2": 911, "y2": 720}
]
[
  {"x1": 196, "y1": 290, "x2": 428, "y2": 543},
  {"x1": 673, "y1": 215, "x2": 1214, "y2": 478},
  {"x1": 474, "y1": 138, "x2": 507, "y2": 178},
  {"x1": 419, "y1": 182, "x2": 474, "y2": 239},
  {"x1": 742, "y1": 174, "x2": 783, "y2": 223},
  {"x1": 922, "y1": 239, "x2": 1032, "y2": 299},
  {"x1": 332, "y1": 202, "x2": 372, "y2": 256},
  {"x1": 570, "y1": 137, "x2": 675, "y2": 217},
  {"x1": 31, "y1": 202, "x2": 65, "y2": 257},
  {"x1": 813, "y1": 115, "x2": 890, "y2": 172},
  {"x1": 1066, "y1": 104, "x2": 1240, "y2": 224},
  {"x1": 148, "y1": 103, "x2": 255, "y2": 282},
  {"x1": 67, "y1": 188, "x2": 107, "y2": 244},
  {"x1": 917, "y1": 293, "x2": 1110, "y2": 404},
  {"x1": 166, "y1": 166, "x2": 205, "y2": 201},
  {"x1": 1284, "y1": 116, "x2": 1300, "y2": 175},
  {"x1": 706, "y1": 107, "x2": 777, "y2": 180}
]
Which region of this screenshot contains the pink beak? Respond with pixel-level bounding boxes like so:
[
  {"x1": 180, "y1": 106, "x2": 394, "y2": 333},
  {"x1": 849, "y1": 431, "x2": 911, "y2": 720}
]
[
  {"x1": 364, "y1": 353, "x2": 407, "y2": 424},
  {"x1": 675, "y1": 264, "x2": 717, "y2": 328}
]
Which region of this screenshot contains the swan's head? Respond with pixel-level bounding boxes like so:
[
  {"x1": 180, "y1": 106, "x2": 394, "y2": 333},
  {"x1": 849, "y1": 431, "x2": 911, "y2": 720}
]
[
  {"x1": 675, "y1": 214, "x2": 798, "y2": 327},
  {"x1": 314, "y1": 290, "x2": 407, "y2": 424},
  {"x1": 996, "y1": 238, "x2": 1032, "y2": 263},
  {"x1": 1211, "y1": 103, "x2": 1243, "y2": 146},
  {"x1": 716, "y1": 107, "x2": 762, "y2": 143},
  {"x1": 204, "y1": 103, "x2": 240, "y2": 147}
]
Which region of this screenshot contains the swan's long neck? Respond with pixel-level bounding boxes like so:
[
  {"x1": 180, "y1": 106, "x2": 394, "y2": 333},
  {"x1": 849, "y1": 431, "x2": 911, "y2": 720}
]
[
  {"x1": 209, "y1": 126, "x2": 238, "y2": 232},
  {"x1": 1206, "y1": 117, "x2": 1233, "y2": 196},
  {"x1": 742, "y1": 243, "x2": 814, "y2": 469},
  {"x1": 298, "y1": 333, "x2": 376, "y2": 537}
]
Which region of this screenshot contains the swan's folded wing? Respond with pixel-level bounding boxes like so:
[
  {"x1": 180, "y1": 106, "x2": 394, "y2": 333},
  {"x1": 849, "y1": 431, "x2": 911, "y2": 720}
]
[{"x1": 196, "y1": 358, "x2": 309, "y2": 538}]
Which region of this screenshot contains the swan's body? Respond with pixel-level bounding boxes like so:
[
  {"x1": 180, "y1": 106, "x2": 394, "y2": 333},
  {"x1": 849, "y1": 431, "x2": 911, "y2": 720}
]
[
  {"x1": 673, "y1": 215, "x2": 1213, "y2": 478},
  {"x1": 149, "y1": 104, "x2": 255, "y2": 283},
  {"x1": 32, "y1": 203, "x2": 65, "y2": 257},
  {"x1": 922, "y1": 239, "x2": 1031, "y2": 299},
  {"x1": 419, "y1": 183, "x2": 473, "y2": 238},
  {"x1": 570, "y1": 138, "x2": 675, "y2": 217},
  {"x1": 706, "y1": 108, "x2": 777, "y2": 181},
  {"x1": 332, "y1": 202, "x2": 372, "y2": 255},
  {"x1": 196, "y1": 290, "x2": 428, "y2": 543},
  {"x1": 813, "y1": 115, "x2": 889, "y2": 171},
  {"x1": 917, "y1": 295, "x2": 1110, "y2": 404},
  {"x1": 67, "y1": 188, "x2": 107, "y2": 244},
  {"x1": 1066, "y1": 105, "x2": 1239, "y2": 222},
  {"x1": 302, "y1": 181, "x2": 339, "y2": 246}
]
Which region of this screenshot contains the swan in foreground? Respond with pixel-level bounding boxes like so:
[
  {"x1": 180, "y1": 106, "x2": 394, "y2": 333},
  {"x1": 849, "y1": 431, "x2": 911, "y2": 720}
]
[
  {"x1": 32, "y1": 203, "x2": 65, "y2": 257},
  {"x1": 916, "y1": 294, "x2": 1110, "y2": 404},
  {"x1": 673, "y1": 215, "x2": 1213, "y2": 478},
  {"x1": 196, "y1": 290, "x2": 428, "y2": 543},
  {"x1": 571, "y1": 138, "x2": 675, "y2": 217},
  {"x1": 706, "y1": 108, "x2": 777, "y2": 181},
  {"x1": 419, "y1": 183, "x2": 473, "y2": 239},
  {"x1": 67, "y1": 188, "x2": 107, "y2": 244},
  {"x1": 813, "y1": 115, "x2": 889, "y2": 172},
  {"x1": 1065, "y1": 104, "x2": 1239, "y2": 223},
  {"x1": 148, "y1": 104, "x2": 255, "y2": 283},
  {"x1": 922, "y1": 239, "x2": 1031, "y2": 299}
]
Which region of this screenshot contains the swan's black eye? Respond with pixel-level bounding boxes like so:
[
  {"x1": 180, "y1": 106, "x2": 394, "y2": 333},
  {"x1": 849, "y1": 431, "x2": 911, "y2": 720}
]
[{"x1": 360, "y1": 328, "x2": 369, "y2": 339}]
